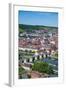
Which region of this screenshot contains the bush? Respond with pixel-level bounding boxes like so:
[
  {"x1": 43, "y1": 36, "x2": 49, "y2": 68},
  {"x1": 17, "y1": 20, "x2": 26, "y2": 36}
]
[
  {"x1": 19, "y1": 66, "x2": 25, "y2": 75},
  {"x1": 32, "y1": 61, "x2": 54, "y2": 74}
]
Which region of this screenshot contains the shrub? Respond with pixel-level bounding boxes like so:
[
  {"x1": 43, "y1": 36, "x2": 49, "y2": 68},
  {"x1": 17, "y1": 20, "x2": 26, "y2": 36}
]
[
  {"x1": 32, "y1": 61, "x2": 54, "y2": 74},
  {"x1": 19, "y1": 66, "x2": 25, "y2": 75}
]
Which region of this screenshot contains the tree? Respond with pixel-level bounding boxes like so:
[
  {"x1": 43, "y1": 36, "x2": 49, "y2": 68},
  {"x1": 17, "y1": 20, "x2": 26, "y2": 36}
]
[
  {"x1": 27, "y1": 58, "x2": 30, "y2": 62},
  {"x1": 32, "y1": 57, "x2": 35, "y2": 63},
  {"x1": 19, "y1": 66, "x2": 25, "y2": 79},
  {"x1": 32, "y1": 61, "x2": 54, "y2": 74},
  {"x1": 42, "y1": 54, "x2": 44, "y2": 58},
  {"x1": 37, "y1": 55, "x2": 40, "y2": 60}
]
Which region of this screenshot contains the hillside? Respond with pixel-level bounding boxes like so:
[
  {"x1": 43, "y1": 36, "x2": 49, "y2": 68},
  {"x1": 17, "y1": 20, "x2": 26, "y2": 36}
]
[{"x1": 19, "y1": 24, "x2": 58, "y2": 33}]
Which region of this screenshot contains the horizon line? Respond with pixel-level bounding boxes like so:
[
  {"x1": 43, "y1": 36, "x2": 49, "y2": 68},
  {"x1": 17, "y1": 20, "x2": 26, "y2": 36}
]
[{"x1": 19, "y1": 24, "x2": 58, "y2": 28}]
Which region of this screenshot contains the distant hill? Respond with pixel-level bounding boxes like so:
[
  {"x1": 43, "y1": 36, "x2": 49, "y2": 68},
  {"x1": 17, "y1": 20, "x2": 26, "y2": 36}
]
[{"x1": 19, "y1": 24, "x2": 58, "y2": 33}]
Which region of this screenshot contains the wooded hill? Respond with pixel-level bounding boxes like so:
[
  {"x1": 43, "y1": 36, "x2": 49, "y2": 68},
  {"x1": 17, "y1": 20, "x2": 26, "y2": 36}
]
[{"x1": 19, "y1": 24, "x2": 58, "y2": 33}]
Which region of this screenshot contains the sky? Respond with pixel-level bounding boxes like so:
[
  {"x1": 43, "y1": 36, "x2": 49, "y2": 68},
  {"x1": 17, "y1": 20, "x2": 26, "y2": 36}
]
[{"x1": 18, "y1": 11, "x2": 58, "y2": 27}]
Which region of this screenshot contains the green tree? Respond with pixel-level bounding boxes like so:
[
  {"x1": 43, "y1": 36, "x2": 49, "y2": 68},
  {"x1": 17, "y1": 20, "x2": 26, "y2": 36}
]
[
  {"x1": 32, "y1": 61, "x2": 54, "y2": 74},
  {"x1": 19, "y1": 66, "x2": 25, "y2": 79},
  {"x1": 32, "y1": 57, "x2": 35, "y2": 63}
]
